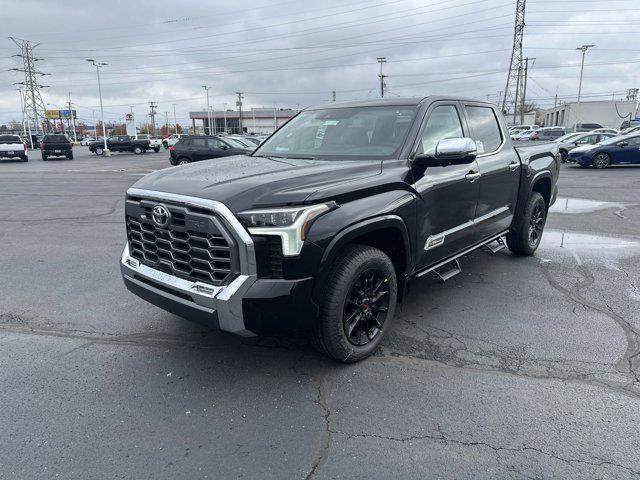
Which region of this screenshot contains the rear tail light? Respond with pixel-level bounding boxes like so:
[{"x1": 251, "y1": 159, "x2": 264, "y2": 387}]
[
  {"x1": 169, "y1": 146, "x2": 176, "y2": 151},
  {"x1": 40, "y1": 143, "x2": 45, "y2": 150}
]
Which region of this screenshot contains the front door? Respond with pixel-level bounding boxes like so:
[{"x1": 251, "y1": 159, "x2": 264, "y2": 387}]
[
  {"x1": 614, "y1": 136, "x2": 640, "y2": 164},
  {"x1": 411, "y1": 102, "x2": 480, "y2": 269},
  {"x1": 463, "y1": 103, "x2": 518, "y2": 240}
]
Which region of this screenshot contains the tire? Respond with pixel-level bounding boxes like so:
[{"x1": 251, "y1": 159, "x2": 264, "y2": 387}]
[
  {"x1": 133, "y1": 146, "x2": 143, "y2": 155},
  {"x1": 95, "y1": 148, "x2": 103, "y2": 156},
  {"x1": 41, "y1": 155, "x2": 47, "y2": 161},
  {"x1": 177, "y1": 157, "x2": 190, "y2": 165},
  {"x1": 592, "y1": 152, "x2": 611, "y2": 169},
  {"x1": 163, "y1": 142, "x2": 168, "y2": 149},
  {"x1": 22, "y1": 157, "x2": 28, "y2": 162},
  {"x1": 313, "y1": 244, "x2": 397, "y2": 363},
  {"x1": 67, "y1": 153, "x2": 73, "y2": 160},
  {"x1": 153, "y1": 147, "x2": 160, "y2": 153},
  {"x1": 506, "y1": 191, "x2": 547, "y2": 256}
]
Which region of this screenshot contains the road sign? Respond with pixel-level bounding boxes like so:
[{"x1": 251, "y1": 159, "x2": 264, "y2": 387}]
[
  {"x1": 58, "y1": 110, "x2": 77, "y2": 119},
  {"x1": 45, "y1": 110, "x2": 60, "y2": 119}
]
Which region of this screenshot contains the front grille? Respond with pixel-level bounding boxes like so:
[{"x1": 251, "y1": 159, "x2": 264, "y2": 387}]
[{"x1": 125, "y1": 197, "x2": 239, "y2": 286}]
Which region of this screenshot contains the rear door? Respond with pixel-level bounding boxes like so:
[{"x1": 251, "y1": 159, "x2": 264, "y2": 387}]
[
  {"x1": 411, "y1": 102, "x2": 480, "y2": 269},
  {"x1": 188, "y1": 138, "x2": 209, "y2": 161},
  {"x1": 463, "y1": 103, "x2": 518, "y2": 240}
]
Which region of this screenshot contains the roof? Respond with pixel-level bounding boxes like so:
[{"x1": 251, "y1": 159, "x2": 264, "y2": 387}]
[{"x1": 308, "y1": 96, "x2": 497, "y2": 110}]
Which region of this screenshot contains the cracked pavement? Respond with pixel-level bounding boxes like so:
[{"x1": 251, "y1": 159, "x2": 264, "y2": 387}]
[{"x1": 1, "y1": 150, "x2": 640, "y2": 479}]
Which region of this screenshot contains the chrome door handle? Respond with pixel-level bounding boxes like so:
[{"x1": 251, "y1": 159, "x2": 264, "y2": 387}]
[
  {"x1": 509, "y1": 162, "x2": 519, "y2": 171},
  {"x1": 465, "y1": 171, "x2": 481, "y2": 182}
]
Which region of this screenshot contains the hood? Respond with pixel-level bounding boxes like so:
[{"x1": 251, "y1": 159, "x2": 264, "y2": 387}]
[{"x1": 131, "y1": 154, "x2": 382, "y2": 212}]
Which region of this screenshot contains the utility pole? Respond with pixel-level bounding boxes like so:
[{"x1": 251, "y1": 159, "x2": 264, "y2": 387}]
[
  {"x1": 377, "y1": 57, "x2": 387, "y2": 98},
  {"x1": 68, "y1": 92, "x2": 77, "y2": 143},
  {"x1": 172, "y1": 103, "x2": 178, "y2": 134},
  {"x1": 331, "y1": 90, "x2": 336, "y2": 102},
  {"x1": 164, "y1": 112, "x2": 169, "y2": 136},
  {"x1": 520, "y1": 57, "x2": 535, "y2": 125},
  {"x1": 202, "y1": 86, "x2": 211, "y2": 134},
  {"x1": 86, "y1": 59, "x2": 109, "y2": 154},
  {"x1": 576, "y1": 44, "x2": 595, "y2": 127},
  {"x1": 236, "y1": 92, "x2": 244, "y2": 133},
  {"x1": 273, "y1": 104, "x2": 277, "y2": 132},
  {"x1": 10, "y1": 37, "x2": 48, "y2": 134},
  {"x1": 554, "y1": 86, "x2": 559, "y2": 107},
  {"x1": 148, "y1": 101, "x2": 157, "y2": 136},
  {"x1": 502, "y1": 0, "x2": 526, "y2": 121}
]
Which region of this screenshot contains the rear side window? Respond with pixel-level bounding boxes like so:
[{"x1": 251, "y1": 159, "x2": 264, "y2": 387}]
[
  {"x1": 0, "y1": 135, "x2": 21, "y2": 143},
  {"x1": 190, "y1": 138, "x2": 207, "y2": 148},
  {"x1": 465, "y1": 106, "x2": 503, "y2": 154}
]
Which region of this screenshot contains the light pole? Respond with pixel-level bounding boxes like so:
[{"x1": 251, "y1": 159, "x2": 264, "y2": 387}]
[
  {"x1": 576, "y1": 44, "x2": 595, "y2": 127},
  {"x1": 223, "y1": 103, "x2": 227, "y2": 133},
  {"x1": 202, "y1": 85, "x2": 211, "y2": 135},
  {"x1": 68, "y1": 91, "x2": 77, "y2": 143},
  {"x1": 87, "y1": 59, "x2": 109, "y2": 155},
  {"x1": 172, "y1": 103, "x2": 178, "y2": 134}
]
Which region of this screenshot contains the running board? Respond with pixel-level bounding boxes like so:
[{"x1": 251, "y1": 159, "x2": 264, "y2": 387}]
[
  {"x1": 482, "y1": 236, "x2": 506, "y2": 255},
  {"x1": 414, "y1": 231, "x2": 509, "y2": 279},
  {"x1": 431, "y1": 259, "x2": 461, "y2": 283}
]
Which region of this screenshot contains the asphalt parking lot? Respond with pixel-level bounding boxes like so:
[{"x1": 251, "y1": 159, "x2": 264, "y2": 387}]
[{"x1": 1, "y1": 146, "x2": 640, "y2": 479}]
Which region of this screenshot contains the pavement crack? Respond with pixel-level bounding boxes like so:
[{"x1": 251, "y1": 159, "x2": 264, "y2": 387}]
[{"x1": 304, "y1": 376, "x2": 332, "y2": 480}]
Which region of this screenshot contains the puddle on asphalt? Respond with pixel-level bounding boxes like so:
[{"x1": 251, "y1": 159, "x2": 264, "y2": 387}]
[
  {"x1": 549, "y1": 197, "x2": 626, "y2": 215},
  {"x1": 538, "y1": 230, "x2": 640, "y2": 268}
]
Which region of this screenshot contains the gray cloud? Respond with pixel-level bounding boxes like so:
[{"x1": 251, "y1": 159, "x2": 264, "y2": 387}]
[{"x1": 1, "y1": 0, "x2": 639, "y2": 126}]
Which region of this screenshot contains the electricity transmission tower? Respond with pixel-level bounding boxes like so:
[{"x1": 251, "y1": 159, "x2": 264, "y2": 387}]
[
  {"x1": 501, "y1": 0, "x2": 526, "y2": 123},
  {"x1": 149, "y1": 102, "x2": 157, "y2": 135},
  {"x1": 9, "y1": 37, "x2": 48, "y2": 133}
]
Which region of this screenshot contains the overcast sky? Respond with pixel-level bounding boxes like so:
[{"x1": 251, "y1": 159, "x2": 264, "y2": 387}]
[{"x1": 1, "y1": 0, "x2": 639, "y2": 126}]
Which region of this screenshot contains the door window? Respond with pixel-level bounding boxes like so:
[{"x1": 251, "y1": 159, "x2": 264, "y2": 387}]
[
  {"x1": 190, "y1": 138, "x2": 207, "y2": 148},
  {"x1": 623, "y1": 137, "x2": 640, "y2": 146},
  {"x1": 418, "y1": 105, "x2": 464, "y2": 155},
  {"x1": 206, "y1": 138, "x2": 225, "y2": 149},
  {"x1": 575, "y1": 134, "x2": 598, "y2": 145},
  {"x1": 465, "y1": 106, "x2": 503, "y2": 154}
]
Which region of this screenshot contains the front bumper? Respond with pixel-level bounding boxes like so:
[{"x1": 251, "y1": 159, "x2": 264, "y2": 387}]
[{"x1": 568, "y1": 152, "x2": 592, "y2": 165}]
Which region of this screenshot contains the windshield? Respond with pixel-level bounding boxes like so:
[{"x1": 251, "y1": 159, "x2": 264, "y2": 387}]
[
  {"x1": 254, "y1": 106, "x2": 417, "y2": 159},
  {"x1": 557, "y1": 133, "x2": 581, "y2": 142},
  {"x1": 224, "y1": 137, "x2": 250, "y2": 149}
]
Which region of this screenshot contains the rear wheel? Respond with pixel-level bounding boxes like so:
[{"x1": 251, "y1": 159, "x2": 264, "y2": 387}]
[
  {"x1": 506, "y1": 191, "x2": 547, "y2": 256},
  {"x1": 177, "y1": 157, "x2": 190, "y2": 165},
  {"x1": 163, "y1": 142, "x2": 169, "y2": 149},
  {"x1": 66, "y1": 153, "x2": 73, "y2": 160},
  {"x1": 95, "y1": 147, "x2": 103, "y2": 156},
  {"x1": 313, "y1": 245, "x2": 397, "y2": 363},
  {"x1": 41, "y1": 155, "x2": 47, "y2": 161},
  {"x1": 22, "y1": 157, "x2": 28, "y2": 162},
  {"x1": 153, "y1": 147, "x2": 160, "y2": 152},
  {"x1": 133, "y1": 146, "x2": 143, "y2": 155},
  {"x1": 592, "y1": 152, "x2": 611, "y2": 169}
]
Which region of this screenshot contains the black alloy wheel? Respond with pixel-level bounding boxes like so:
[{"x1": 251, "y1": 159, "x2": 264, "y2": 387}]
[
  {"x1": 343, "y1": 269, "x2": 390, "y2": 346},
  {"x1": 528, "y1": 202, "x2": 545, "y2": 248}
]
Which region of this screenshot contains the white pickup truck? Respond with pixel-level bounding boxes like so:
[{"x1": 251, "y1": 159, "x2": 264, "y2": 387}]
[
  {"x1": 132, "y1": 134, "x2": 162, "y2": 152},
  {"x1": 0, "y1": 134, "x2": 28, "y2": 162}
]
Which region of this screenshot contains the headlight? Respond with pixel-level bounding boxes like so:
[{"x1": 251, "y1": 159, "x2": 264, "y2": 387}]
[{"x1": 238, "y1": 203, "x2": 336, "y2": 256}]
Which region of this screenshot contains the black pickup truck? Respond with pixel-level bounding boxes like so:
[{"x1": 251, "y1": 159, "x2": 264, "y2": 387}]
[
  {"x1": 88, "y1": 135, "x2": 150, "y2": 155},
  {"x1": 41, "y1": 134, "x2": 73, "y2": 160},
  {"x1": 120, "y1": 97, "x2": 559, "y2": 362}
]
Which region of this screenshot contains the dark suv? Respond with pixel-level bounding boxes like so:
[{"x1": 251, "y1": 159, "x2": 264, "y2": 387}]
[
  {"x1": 169, "y1": 136, "x2": 251, "y2": 165},
  {"x1": 41, "y1": 134, "x2": 73, "y2": 160}
]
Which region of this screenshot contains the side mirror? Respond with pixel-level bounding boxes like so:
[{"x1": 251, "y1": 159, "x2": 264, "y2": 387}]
[
  {"x1": 220, "y1": 144, "x2": 229, "y2": 150},
  {"x1": 619, "y1": 142, "x2": 628, "y2": 148},
  {"x1": 413, "y1": 138, "x2": 478, "y2": 167}
]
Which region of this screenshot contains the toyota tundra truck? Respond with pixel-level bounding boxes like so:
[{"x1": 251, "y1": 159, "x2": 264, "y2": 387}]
[{"x1": 120, "y1": 97, "x2": 559, "y2": 362}]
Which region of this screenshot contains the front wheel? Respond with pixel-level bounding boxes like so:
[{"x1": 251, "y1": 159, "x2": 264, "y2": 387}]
[
  {"x1": 313, "y1": 245, "x2": 397, "y2": 363},
  {"x1": 506, "y1": 191, "x2": 547, "y2": 256},
  {"x1": 95, "y1": 148, "x2": 103, "y2": 156},
  {"x1": 133, "y1": 146, "x2": 143, "y2": 155},
  {"x1": 153, "y1": 147, "x2": 160, "y2": 153},
  {"x1": 592, "y1": 152, "x2": 611, "y2": 169},
  {"x1": 559, "y1": 149, "x2": 568, "y2": 162}
]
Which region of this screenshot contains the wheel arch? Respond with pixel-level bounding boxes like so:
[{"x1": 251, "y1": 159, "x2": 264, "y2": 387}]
[
  {"x1": 318, "y1": 215, "x2": 411, "y2": 301},
  {"x1": 531, "y1": 174, "x2": 552, "y2": 209}
]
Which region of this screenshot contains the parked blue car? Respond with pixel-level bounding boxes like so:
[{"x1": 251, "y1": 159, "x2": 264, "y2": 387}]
[{"x1": 569, "y1": 134, "x2": 640, "y2": 168}]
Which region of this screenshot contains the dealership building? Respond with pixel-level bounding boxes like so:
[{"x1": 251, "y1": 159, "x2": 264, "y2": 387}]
[
  {"x1": 189, "y1": 107, "x2": 299, "y2": 135},
  {"x1": 541, "y1": 100, "x2": 639, "y2": 130}
]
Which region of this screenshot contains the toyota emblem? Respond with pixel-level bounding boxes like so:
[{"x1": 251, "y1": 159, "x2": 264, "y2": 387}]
[{"x1": 151, "y1": 205, "x2": 171, "y2": 227}]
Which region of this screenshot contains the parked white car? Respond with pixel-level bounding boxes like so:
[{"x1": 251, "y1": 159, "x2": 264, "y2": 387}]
[
  {"x1": 0, "y1": 134, "x2": 28, "y2": 162},
  {"x1": 80, "y1": 137, "x2": 95, "y2": 146},
  {"x1": 590, "y1": 128, "x2": 619, "y2": 135},
  {"x1": 162, "y1": 134, "x2": 188, "y2": 149}
]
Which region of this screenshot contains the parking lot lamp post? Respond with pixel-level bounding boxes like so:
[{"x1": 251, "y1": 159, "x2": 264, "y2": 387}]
[
  {"x1": 172, "y1": 104, "x2": 178, "y2": 134},
  {"x1": 202, "y1": 86, "x2": 211, "y2": 134},
  {"x1": 87, "y1": 59, "x2": 109, "y2": 155},
  {"x1": 575, "y1": 44, "x2": 595, "y2": 127},
  {"x1": 223, "y1": 103, "x2": 227, "y2": 133}
]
